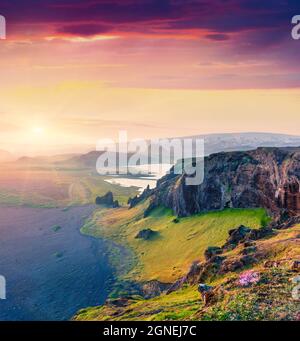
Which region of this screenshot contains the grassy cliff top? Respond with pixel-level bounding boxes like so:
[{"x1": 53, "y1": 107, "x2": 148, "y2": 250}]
[{"x1": 81, "y1": 204, "x2": 269, "y2": 283}]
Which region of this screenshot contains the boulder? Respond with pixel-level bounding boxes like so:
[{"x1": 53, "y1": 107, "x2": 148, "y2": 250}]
[
  {"x1": 204, "y1": 246, "x2": 223, "y2": 261},
  {"x1": 240, "y1": 255, "x2": 257, "y2": 266},
  {"x1": 198, "y1": 256, "x2": 225, "y2": 281},
  {"x1": 112, "y1": 200, "x2": 120, "y2": 208},
  {"x1": 223, "y1": 226, "x2": 273, "y2": 251},
  {"x1": 247, "y1": 227, "x2": 273, "y2": 240},
  {"x1": 135, "y1": 228, "x2": 157, "y2": 240},
  {"x1": 220, "y1": 260, "x2": 244, "y2": 273},
  {"x1": 223, "y1": 225, "x2": 251, "y2": 249}
]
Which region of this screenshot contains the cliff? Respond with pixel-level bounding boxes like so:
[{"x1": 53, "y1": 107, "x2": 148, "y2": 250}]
[{"x1": 140, "y1": 147, "x2": 300, "y2": 222}]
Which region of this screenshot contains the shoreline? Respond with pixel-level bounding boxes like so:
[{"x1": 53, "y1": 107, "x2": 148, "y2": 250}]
[{"x1": 0, "y1": 205, "x2": 114, "y2": 321}]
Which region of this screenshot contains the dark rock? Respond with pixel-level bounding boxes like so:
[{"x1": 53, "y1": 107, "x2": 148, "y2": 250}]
[
  {"x1": 204, "y1": 246, "x2": 223, "y2": 261},
  {"x1": 223, "y1": 226, "x2": 273, "y2": 250},
  {"x1": 240, "y1": 255, "x2": 257, "y2": 266},
  {"x1": 95, "y1": 191, "x2": 119, "y2": 207},
  {"x1": 135, "y1": 228, "x2": 157, "y2": 240},
  {"x1": 272, "y1": 215, "x2": 300, "y2": 229},
  {"x1": 242, "y1": 246, "x2": 257, "y2": 255},
  {"x1": 128, "y1": 185, "x2": 154, "y2": 208},
  {"x1": 223, "y1": 225, "x2": 251, "y2": 249},
  {"x1": 198, "y1": 256, "x2": 225, "y2": 281},
  {"x1": 244, "y1": 241, "x2": 255, "y2": 247},
  {"x1": 220, "y1": 260, "x2": 244, "y2": 273},
  {"x1": 247, "y1": 227, "x2": 273, "y2": 240},
  {"x1": 106, "y1": 298, "x2": 130, "y2": 307},
  {"x1": 113, "y1": 200, "x2": 120, "y2": 208},
  {"x1": 209, "y1": 255, "x2": 225, "y2": 265}
]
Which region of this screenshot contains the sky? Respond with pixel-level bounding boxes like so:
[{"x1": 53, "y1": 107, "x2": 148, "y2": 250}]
[{"x1": 0, "y1": 0, "x2": 300, "y2": 155}]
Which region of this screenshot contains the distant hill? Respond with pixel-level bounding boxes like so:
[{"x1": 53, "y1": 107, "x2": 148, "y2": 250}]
[
  {"x1": 61, "y1": 150, "x2": 136, "y2": 169},
  {"x1": 64, "y1": 132, "x2": 300, "y2": 166},
  {"x1": 183, "y1": 132, "x2": 300, "y2": 156},
  {"x1": 15, "y1": 153, "x2": 79, "y2": 166},
  {"x1": 12, "y1": 132, "x2": 300, "y2": 169}
]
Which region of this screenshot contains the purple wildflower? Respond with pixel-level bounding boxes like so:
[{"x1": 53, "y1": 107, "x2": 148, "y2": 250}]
[{"x1": 238, "y1": 270, "x2": 260, "y2": 287}]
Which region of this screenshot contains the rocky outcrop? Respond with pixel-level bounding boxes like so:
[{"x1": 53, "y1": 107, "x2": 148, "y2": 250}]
[
  {"x1": 135, "y1": 229, "x2": 157, "y2": 240},
  {"x1": 168, "y1": 224, "x2": 274, "y2": 294},
  {"x1": 128, "y1": 185, "x2": 154, "y2": 208},
  {"x1": 204, "y1": 246, "x2": 223, "y2": 261},
  {"x1": 143, "y1": 147, "x2": 300, "y2": 222},
  {"x1": 106, "y1": 298, "x2": 131, "y2": 307},
  {"x1": 223, "y1": 225, "x2": 273, "y2": 250},
  {"x1": 95, "y1": 191, "x2": 119, "y2": 208}
]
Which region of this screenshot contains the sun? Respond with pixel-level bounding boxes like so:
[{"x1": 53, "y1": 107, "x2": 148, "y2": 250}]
[{"x1": 32, "y1": 126, "x2": 45, "y2": 135}]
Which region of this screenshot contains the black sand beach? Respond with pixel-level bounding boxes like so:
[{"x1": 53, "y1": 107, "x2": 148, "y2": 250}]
[{"x1": 0, "y1": 205, "x2": 113, "y2": 321}]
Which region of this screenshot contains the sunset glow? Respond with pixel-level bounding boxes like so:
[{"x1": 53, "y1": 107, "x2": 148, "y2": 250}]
[{"x1": 0, "y1": 1, "x2": 299, "y2": 155}]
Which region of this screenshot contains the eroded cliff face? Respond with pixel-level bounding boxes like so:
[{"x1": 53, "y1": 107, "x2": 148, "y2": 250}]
[{"x1": 143, "y1": 147, "x2": 300, "y2": 221}]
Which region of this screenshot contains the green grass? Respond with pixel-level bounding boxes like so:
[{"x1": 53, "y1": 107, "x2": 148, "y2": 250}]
[
  {"x1": 75, "y1": 265, "x2": 300, "y2": 321},
  {"x1": 81, "y1": 205, "x2": 270, "y2": 283},
  {"x1": 77, "y1": 212, "x2": 300, "y2": 322},
  {"x1": 75, "y1": 285, "x2": 201, "y2": 321}
]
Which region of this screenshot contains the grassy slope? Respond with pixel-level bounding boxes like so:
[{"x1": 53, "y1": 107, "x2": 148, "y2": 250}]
[
  {"x1": 76, "y1": 224, "x2": 300, "y2": 321},
  {"x1": 81, "y1": 204, "x2": 269, "y2": 283}
]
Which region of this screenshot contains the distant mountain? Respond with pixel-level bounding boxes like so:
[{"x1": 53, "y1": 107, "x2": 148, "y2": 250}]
[
  {"x1": 183, "y1": 132, "x2": 300, "y2": 156},
  {"x1": 15, "y1": 153, "x2": 79, "y2": 166},
  {"x1": 11, "y1": 132, "x2": 300, "y2": 169}
]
